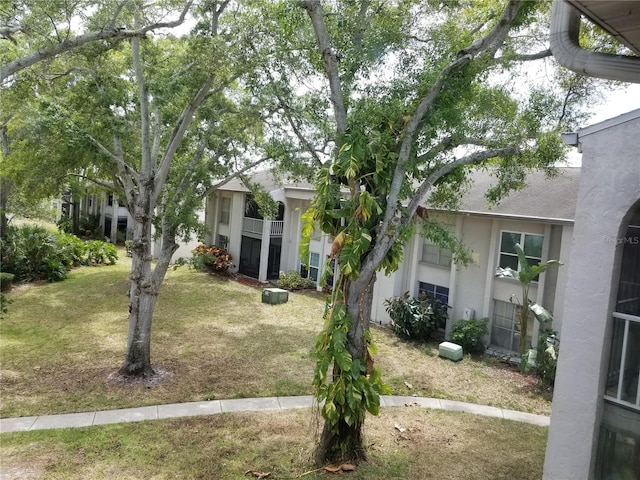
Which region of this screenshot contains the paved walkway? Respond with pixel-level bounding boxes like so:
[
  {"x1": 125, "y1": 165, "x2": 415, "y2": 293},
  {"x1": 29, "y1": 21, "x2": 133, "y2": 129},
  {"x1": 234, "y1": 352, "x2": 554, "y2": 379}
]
[{"x1": 0, "y1": 396, "x2": 549, "y2": 434}]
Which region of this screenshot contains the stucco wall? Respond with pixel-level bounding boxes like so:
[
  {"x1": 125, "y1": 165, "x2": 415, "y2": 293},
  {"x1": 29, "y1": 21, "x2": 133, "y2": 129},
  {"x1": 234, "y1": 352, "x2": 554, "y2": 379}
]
[{"x1": 544, "y1": 112, "x2": 640, "y2": 480}]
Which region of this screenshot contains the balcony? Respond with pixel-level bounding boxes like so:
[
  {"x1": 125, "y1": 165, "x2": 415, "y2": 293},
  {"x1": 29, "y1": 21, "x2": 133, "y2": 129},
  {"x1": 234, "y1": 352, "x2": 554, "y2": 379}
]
[{"x1": 242, "y1": 217, "x2": 284, "y2": 237}]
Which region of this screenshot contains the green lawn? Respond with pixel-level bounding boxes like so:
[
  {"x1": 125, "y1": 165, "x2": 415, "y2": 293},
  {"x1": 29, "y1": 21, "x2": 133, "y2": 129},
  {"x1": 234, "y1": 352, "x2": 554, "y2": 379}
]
[
  {"x1": 1, "y1": 409, "x2": 547, "y2": 479},
  {"x1": 0, "y1": 250, "x2": 551, "y2": 418},
  {"x1": 0, "y1": 249, "x2": 553, "y2": 479}
]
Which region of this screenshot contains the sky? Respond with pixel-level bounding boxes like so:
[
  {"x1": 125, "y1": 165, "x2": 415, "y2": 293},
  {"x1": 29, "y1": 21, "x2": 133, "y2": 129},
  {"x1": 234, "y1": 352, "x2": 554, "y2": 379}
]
[{"x1": 588, "y1": 83, "x2": 640, "y2": 125}]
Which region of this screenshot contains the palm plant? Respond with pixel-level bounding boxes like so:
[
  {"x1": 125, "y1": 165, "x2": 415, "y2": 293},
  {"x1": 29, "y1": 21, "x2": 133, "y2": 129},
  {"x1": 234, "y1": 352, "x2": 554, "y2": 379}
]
[{"x1": 495, "y1": 243, "x2": 562, "y2": 357}]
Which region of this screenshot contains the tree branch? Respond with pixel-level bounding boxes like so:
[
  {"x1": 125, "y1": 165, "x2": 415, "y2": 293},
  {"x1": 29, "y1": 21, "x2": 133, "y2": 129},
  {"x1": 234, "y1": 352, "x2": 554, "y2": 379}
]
[
  {"x1": 0, "y1": 1, "x2": 194, "y2": 83},
  {"x1": 497, "y1": 48, "x2": 552, "y2": 62},
  {"x1": 405, "y1": 146, "x2": 520, "y2": 218},
  {"x1": 205, "y1": 156, "x2": 273, "y2": 195},
  {"x1": 66, "y1": 172, "x2": 116, "y2": 190},
  {"x1": 378, "y1": 0, "x2": 523, "y2": 254},
  {"x1": 301, "y1": 0, "x2": 348, "y2": 137},
  {"x1": 132, "y1": 36, "x2": 152, "y2": 177}
]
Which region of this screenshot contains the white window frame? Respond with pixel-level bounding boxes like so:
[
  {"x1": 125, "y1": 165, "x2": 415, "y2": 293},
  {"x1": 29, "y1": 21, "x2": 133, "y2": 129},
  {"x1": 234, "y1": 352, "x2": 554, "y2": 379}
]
[
  {"x1": 421, "y1": 239, "x2": 452, "y2": 267},
  {"x1": 217, "y1": 234, "x2": 229, "y2": 249},
  {"x1": 220, "y1": 197, "x2": 231, "y2": 225},
  {"x1": 498, "y1": 231, "x2": 544, "y2": 272},
  {"x1": 300, "y1": 252, "x2": 320, "y2": 282},
  {"x1": 417, "y1": 281, "x2": 449, "y2": 306},
  {"x1": 604, "y1": 312, "x2": 640, "y2": 411}
]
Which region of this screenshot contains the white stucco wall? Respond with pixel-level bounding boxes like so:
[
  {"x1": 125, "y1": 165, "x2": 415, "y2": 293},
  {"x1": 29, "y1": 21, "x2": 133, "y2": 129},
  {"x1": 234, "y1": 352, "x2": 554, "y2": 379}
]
[{"x1": 543, "y1": 111, "x2": 640, "y2": 480}]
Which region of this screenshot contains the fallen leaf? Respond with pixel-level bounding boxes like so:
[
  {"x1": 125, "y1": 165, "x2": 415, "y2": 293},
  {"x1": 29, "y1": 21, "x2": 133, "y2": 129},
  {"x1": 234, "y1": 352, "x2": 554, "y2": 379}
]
[
  {"x1": 244, "y1": 470, "x2": 271, "y2": 478},
  {"x1": 324, "y1": 465, "x2": 342, "y2": 473},
  {"x1": 394, "y1": 423, "x2": 405, "y2": 433},
  {"x1": 323, "y1": 464, "x2": 357, "y2": 474},
  {"x1": 404, "y1": 381, "x2": 413, "y2": 389}
]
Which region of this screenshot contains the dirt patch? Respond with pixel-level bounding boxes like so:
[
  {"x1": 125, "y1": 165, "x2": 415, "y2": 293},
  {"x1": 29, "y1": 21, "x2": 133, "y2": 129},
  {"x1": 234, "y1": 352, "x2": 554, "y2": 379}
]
[
  {"x1": 233, "y1": 274, "x2": 269, "y2": 288},
  {"x1": 106, "y1": 368, "x2": 174, "y2": 387}
]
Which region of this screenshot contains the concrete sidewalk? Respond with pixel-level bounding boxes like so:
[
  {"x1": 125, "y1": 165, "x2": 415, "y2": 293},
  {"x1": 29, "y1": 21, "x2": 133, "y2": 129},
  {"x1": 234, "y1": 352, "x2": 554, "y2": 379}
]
[{"x1": 0, "y1": 396, "x2": 549, "y2": 434}]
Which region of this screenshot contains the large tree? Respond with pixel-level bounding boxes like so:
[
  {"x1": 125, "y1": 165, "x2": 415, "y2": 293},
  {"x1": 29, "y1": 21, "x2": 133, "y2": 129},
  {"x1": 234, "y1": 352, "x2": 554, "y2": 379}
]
[
  {"x1": 0, "y1": 0, "x2": 194, "y2": 82},
  {"x1": 253, "y1": 0, "x2": 608, "y2": 464},
  {"x1": 2, "y1": 0, "x2": 279, "y2": 377}
]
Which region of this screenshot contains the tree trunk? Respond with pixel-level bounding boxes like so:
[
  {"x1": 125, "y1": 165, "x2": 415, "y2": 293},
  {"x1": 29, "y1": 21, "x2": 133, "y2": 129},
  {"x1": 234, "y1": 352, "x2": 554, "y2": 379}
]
[
  {"x1": 118, "y1": 202, "x2": 179, "y2": 377},
  {"x1": 315, "y1": 273, "x2": 376, "y2": 464}
]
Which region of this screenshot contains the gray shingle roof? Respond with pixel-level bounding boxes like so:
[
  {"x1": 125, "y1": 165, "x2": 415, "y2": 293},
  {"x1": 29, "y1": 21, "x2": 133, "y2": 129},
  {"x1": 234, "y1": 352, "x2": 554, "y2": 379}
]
[{"x1": 454, "y1": 167, "x2": 580, "y2": 222}]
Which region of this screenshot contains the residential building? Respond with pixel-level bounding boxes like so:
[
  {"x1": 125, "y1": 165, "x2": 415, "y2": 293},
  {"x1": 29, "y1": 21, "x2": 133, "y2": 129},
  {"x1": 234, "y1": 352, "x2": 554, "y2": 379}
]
[
  {"x1": 204, "y1": 168, "x2": 579, "y2": 352},
  {"x1": 543, "y1": 111, "x2": 640, "y2": 480},
  {"x1": 543, "y1": 0, "x2": 640, "y2": 478}
]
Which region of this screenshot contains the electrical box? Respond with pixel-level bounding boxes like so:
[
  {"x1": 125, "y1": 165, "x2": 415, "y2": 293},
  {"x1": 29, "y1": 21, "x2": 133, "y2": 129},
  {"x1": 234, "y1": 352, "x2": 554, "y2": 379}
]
[
  {"x1": 439, "y1": 341, "x2": 463, "y2": 362},
  {"x1": 261, "y1": 288, "x2": 289, "y2": 305}
]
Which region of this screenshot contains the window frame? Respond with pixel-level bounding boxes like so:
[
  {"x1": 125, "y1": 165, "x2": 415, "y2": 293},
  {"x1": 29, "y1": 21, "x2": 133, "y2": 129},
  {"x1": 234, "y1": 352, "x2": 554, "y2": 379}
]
[
  {"x1": 421, "y1": 239, "x2": 453, "y2": 268},
  {"x1": 498, "y1": 231, "x2": 544, "y2": 274},
  {"x1": 220, "y1": 197, "x2": 231, "y2": 225},
  {"x1": 417, "y1": 281, "x2": 450, "y2": 307},
  {"x1": 217, "y1": 234, "x2": 229, "y2": 249},
  {"x1": 300, "y1": 251, "x2": 320, "y2": 282}
]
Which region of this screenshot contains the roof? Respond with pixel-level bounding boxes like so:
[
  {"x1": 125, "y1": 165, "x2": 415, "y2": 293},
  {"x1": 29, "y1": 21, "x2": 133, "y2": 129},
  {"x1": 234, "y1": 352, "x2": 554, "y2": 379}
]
[
  {"x1": 569, "y1": 0, "x2": 640, "y2": 56},
  {"x1": 215, "y1": 170, "x2": 315, "y2": 194},
  {"x1": 453, "y1": 167, "x2": 581, "y2": 223}
]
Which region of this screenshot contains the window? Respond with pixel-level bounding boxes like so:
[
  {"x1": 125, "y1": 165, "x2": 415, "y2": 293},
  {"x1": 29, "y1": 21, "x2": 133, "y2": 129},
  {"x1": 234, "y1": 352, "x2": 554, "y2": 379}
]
[
  {"x1": 490, "y1": 299, "x2": 530, "y2": 353},
  {"x1": 107, "y1": 194, "x2": 114, "y2": 206},
  {"x1": 499, "y1": 231, "x2": 543, "y2": 272},
  {"x1": 418, "y1": 282, "x2": 449, "y2": 306},
  {"x1": 217, "y1": 234, "x2": 229, "y2": 249},
  {"x1": 421, "y1": 239, "x2": 452, "y2": 267},
  {"x1": 220, "y1": 197, "x2": 231, "y2": 224},
  {"x1": 300, "y1": 252, "x2": 320, "y2": 282},
  {"x1": 597, "y1": 208, "x2": 640, "y2": 479}
]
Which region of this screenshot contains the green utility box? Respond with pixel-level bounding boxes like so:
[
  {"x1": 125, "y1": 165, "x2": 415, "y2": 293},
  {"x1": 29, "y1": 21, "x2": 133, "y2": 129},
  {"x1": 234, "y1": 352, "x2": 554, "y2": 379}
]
[
  {"x1": 438, "y1": 341, "x2": 463, "y2": 362},
  {"x1": 261, "y1": 288, "x2": 289, "y2": 305}
]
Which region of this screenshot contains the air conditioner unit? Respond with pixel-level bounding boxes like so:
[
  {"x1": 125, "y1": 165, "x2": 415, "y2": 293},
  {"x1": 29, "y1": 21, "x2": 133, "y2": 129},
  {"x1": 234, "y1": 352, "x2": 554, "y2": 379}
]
[{"x1": 463, "y1": 308, "x2": 475, "y2": 321}]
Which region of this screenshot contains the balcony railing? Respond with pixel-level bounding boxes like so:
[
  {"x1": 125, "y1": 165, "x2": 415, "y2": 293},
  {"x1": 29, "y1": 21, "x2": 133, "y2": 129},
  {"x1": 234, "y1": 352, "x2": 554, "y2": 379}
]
[{"x1": 242, "y1": 217, "x2": 284, "y2": 237}]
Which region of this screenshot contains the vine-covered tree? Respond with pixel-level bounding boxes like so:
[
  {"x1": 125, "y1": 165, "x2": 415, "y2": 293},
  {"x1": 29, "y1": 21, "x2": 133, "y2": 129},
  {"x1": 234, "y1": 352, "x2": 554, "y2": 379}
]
[{"x1": 253, "y1": 0, "x2": 611, "y2": 464}]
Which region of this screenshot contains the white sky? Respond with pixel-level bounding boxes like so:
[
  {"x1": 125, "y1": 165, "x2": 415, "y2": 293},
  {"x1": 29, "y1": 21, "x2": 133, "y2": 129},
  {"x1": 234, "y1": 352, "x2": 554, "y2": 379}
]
[{"x1": 587, "y1": 83, "x2": 640, "y2": 124}]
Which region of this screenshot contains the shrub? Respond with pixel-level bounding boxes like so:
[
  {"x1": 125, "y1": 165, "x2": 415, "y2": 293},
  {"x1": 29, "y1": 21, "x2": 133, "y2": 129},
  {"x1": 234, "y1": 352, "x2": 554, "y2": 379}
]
[
  {"x1": 79, "y1": 213, "x2": 101, "y2": 238},
  {"x1": 450, "y1": 318, "x2": 488, "y2": 354},
  {"x1": 192, "y1": 244, "x2": 233, "y2": 273},
  {"x1": 0, "y1": 272, "x2": 15, "y2": 292},
  {"x1": 56, "y1": 215, "x2": 73, "y2": 234},
  {"x1": 536, "y1": 329, "x2": 559, "y2": 389},
  {"x1": 385, "y1": 292, "x2": 447, "y2": 342},
  {"x1": 0, "y1": 226, "x2": 118, "y2": 283},
  {"x1": 56, "y1": 233, "x2": 87, "y2": 268},
  {"x1": 0, "y1": 224, "x2": 61, "y2": 282},
  {"x1": 0, "y1": 292, "x2": 12, "y2": 317},
  {"x1": 84, "y1": 240, "x2": 118, "y2": 265},
  {"x1": 276, "y1": 270, "x2": 313, "y2": 290}
]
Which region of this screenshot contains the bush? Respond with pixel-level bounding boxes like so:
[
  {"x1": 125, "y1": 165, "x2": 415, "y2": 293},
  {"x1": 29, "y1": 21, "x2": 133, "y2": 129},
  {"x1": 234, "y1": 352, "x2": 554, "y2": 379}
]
[
  {"x1": 192, "y1": 244, "x2": 233, "y2": 273},
  {"x1": 536, "y1": 329, "x2": 559, "y2": 389},
  {"x1": 57, "y1": 233, "x2": 87, "y2": 268},
  {"x1": 276, "y1": 270, "x2": 313, "y2": 290},
  {"x1": 450, "y1": 318, "x2": 488, "y2": 354},
  {"x1": 56, "y1": 215, "x2": 73, "y2": 234},
  {"x1": 0, "y1": 272, "x2": 15, "y2": 292},
  {"x1": 0, "y1": 225, "x2": 118, "y2": 283},
  {"x1": 79, "y1": 213, "x2": 101, "y2": 238},
  {"x1": 385, "y1": 292, "x2": 447, "y2": 342},
  {"x1": 0, "y1": 224, "x2": 62, "y2": 282},
  {"x1": 84, "y1": 240, "x2": 118, "y2": 265}
]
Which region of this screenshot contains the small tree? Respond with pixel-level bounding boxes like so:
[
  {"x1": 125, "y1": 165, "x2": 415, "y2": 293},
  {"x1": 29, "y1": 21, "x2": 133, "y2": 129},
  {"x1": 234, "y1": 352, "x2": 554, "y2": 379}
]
[{"x1": 495, "y1": 243, "x2": 562, "y2": 358}]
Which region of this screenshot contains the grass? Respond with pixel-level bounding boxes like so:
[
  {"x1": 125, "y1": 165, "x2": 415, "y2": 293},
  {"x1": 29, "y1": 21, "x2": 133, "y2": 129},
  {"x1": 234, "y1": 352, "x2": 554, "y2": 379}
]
[
  {"x1": 0, "y1": 250, "x2": 551, "y2": 418},
  {"x1": 0, "y1": 408, "x2": 547, "y2": 479}
]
